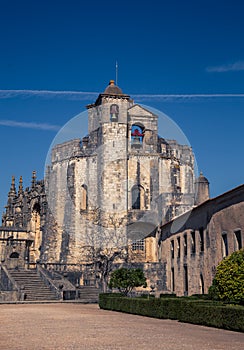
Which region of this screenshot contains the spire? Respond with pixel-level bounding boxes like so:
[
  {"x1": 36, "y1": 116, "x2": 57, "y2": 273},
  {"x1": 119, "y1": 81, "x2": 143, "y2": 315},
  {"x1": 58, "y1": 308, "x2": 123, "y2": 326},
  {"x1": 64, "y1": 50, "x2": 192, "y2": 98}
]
[
  {"x1": 8, "y1": 175, "x2": 16, "y2": 198},
  {"x1": 18, "y1": 176, "x2": 24, "y2": 196},
  {"x1": 31, "y1": 170, "x2": 36, "y2": 188},
  {"x1": 5, "y1": 176, "x2": 16, "y2": 225}
]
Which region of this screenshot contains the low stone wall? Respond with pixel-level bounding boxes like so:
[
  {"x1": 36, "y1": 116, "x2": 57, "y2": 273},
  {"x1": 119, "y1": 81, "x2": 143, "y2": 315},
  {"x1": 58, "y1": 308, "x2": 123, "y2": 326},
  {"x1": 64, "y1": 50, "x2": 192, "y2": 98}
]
[{"x1": 0, "y1": 290, "x2": 20, "y2": 302}]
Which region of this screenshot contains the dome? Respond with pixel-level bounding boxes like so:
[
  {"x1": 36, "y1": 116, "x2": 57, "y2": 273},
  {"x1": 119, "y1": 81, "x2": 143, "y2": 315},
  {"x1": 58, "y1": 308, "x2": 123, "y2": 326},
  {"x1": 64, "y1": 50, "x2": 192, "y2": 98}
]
[
  {"x1": 196, "y1": 171, "x2": 209, "y2": 183},
  {"x1": 103, "y1": 80, "x2": 123, "y2": 95}
]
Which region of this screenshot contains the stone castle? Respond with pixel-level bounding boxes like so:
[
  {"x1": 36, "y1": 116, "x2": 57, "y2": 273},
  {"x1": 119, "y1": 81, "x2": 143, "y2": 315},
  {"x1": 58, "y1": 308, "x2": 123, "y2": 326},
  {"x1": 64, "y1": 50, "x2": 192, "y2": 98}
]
[{"x1": 0, "y1": 80, "x2": 243, "y2": 298}]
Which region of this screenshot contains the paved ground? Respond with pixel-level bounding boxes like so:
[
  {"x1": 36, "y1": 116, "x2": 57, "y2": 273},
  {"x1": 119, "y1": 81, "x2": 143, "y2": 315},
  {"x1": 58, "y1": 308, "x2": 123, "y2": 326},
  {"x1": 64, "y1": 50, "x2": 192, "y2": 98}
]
[{"x1": 0, "y1": 304, "x2": 243, "y2": 350}]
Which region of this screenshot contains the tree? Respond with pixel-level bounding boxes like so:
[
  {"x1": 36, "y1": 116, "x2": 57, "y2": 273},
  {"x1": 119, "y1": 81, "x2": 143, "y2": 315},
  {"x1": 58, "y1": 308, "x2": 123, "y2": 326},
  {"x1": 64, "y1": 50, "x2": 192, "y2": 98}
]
[
  {"x1": 208, "y1": 248, "x2": 244, "y2": 304},
  {"x1": 95, "y1": 247, "x2": 127, "y2": 293},
  {"x1": 109, "y1": 267, "x2": 147, "y2": 296}
]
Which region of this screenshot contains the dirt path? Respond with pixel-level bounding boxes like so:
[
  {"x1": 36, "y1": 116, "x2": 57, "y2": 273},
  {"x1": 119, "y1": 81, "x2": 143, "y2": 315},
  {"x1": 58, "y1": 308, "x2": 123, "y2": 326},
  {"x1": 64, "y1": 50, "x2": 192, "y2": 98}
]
[{"x1": 0, "y1": 303, "x2": 243, "y2": 349}]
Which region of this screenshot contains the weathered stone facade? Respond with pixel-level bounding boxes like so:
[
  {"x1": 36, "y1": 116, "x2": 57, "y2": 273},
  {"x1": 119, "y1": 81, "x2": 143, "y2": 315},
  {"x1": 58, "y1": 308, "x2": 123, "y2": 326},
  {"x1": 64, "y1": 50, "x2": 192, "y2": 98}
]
[
  {"x1": 159, "y1": 184, "x2": 244, "y2": 295},
  {"x1": 1, "y1": 173, "x2": 47, "y2": 264}
]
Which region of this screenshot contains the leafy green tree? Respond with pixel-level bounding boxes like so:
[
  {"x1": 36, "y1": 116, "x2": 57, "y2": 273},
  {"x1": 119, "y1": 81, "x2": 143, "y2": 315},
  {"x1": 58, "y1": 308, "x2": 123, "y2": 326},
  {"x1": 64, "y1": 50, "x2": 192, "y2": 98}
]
[
  {"x1": 209, "y1": 248, "x2": 244, "y2": 304},
  {"x1": 109, "y1": 268, "x2": 147, "y2": 296}
]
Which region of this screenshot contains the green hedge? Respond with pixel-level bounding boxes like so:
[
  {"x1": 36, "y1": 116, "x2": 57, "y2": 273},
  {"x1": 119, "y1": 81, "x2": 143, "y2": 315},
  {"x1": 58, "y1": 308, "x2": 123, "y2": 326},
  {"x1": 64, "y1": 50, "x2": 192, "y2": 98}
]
[{"x1": 99, "y1": 294, "x2": 244, "y2": 332}]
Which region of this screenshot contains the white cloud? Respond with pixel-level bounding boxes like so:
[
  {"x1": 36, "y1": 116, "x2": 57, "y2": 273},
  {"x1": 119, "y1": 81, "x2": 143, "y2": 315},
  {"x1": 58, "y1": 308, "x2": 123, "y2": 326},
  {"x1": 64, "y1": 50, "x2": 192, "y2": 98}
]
[
  {"x1": 0, "y1": 119, "x2": 60, "y2": 131},
  {"x1": 206, "y1": 61, "x2": 244, "y2": 72}
]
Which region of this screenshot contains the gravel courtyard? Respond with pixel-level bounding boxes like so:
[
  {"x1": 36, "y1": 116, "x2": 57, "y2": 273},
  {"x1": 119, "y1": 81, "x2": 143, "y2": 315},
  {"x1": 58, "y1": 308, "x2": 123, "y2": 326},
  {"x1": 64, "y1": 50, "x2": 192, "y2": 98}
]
[{"x1": 0, "y1": 303, "x2": 243, "y2": 350}]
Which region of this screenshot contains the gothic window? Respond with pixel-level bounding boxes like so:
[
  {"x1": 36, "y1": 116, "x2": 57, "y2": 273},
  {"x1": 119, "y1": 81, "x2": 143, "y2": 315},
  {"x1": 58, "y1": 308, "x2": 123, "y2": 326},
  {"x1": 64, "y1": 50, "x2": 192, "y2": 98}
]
[
  {"x1": 81, "y1": 184, "x2": 88, "y2": 211},
  {"x1": 131, "y1": 125, "x2": 144, "y2": 147},
  {"x1": 132, "y1": 239, "x2": 145, "y2": 251},
  {"x1": 110, "y1": 104, "x2": 119, "y2": 122},
  {"x1": 131, "y1": 185, "x2": 145, "y2": 209}
]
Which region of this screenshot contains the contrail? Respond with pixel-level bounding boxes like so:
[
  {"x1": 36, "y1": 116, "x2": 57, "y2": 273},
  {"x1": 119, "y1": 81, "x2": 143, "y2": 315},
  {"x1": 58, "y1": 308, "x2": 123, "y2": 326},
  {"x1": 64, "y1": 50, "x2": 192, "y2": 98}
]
[
  {"x1": 0, "y1": 119, "x2": 61, "y2": 131},
  {"x1": 0, "y1": 89, "x2": 244, "y2": 101}
]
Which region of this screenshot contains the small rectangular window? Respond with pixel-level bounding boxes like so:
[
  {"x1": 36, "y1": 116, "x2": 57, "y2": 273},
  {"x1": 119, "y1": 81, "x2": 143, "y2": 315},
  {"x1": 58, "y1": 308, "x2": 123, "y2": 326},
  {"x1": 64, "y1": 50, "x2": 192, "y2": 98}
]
[{"x1": 132, "y1": 239, "x2": 144, "y2": 251}]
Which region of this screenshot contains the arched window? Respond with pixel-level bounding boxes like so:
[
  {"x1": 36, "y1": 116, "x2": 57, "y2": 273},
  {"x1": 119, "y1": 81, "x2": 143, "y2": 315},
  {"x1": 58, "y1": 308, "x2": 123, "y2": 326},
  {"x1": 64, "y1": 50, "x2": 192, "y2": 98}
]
[
  {"x1": 131, "y1": 125, "x2": 144, "y2": 147},
  {"x1": 131, "y1": 185, "x2": 145, "y2": 210},
  {"x1": 81, "y1": 184, "x2": 88, "y2": 211}
]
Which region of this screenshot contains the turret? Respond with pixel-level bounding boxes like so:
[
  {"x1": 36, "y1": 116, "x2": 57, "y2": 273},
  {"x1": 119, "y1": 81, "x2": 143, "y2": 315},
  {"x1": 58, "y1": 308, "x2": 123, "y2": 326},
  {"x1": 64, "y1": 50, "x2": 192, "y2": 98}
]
[{"x1": 194, "y1": 171, "x2": 210, "y2": 205}]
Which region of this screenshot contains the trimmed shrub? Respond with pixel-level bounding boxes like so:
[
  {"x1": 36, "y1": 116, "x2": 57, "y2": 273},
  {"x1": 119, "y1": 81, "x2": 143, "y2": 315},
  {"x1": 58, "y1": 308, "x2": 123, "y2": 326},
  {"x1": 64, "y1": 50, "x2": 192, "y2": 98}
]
[{"x1": 99, "y1": 294, "x2": 244, "y2": 332}]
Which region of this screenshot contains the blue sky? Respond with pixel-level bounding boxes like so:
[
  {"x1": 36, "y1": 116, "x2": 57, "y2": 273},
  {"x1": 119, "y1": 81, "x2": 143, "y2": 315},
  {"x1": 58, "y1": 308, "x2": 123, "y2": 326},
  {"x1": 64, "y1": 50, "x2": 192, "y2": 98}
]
[{"x1": 0, "y1": 0, "x2": 244, "y2": 213}]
